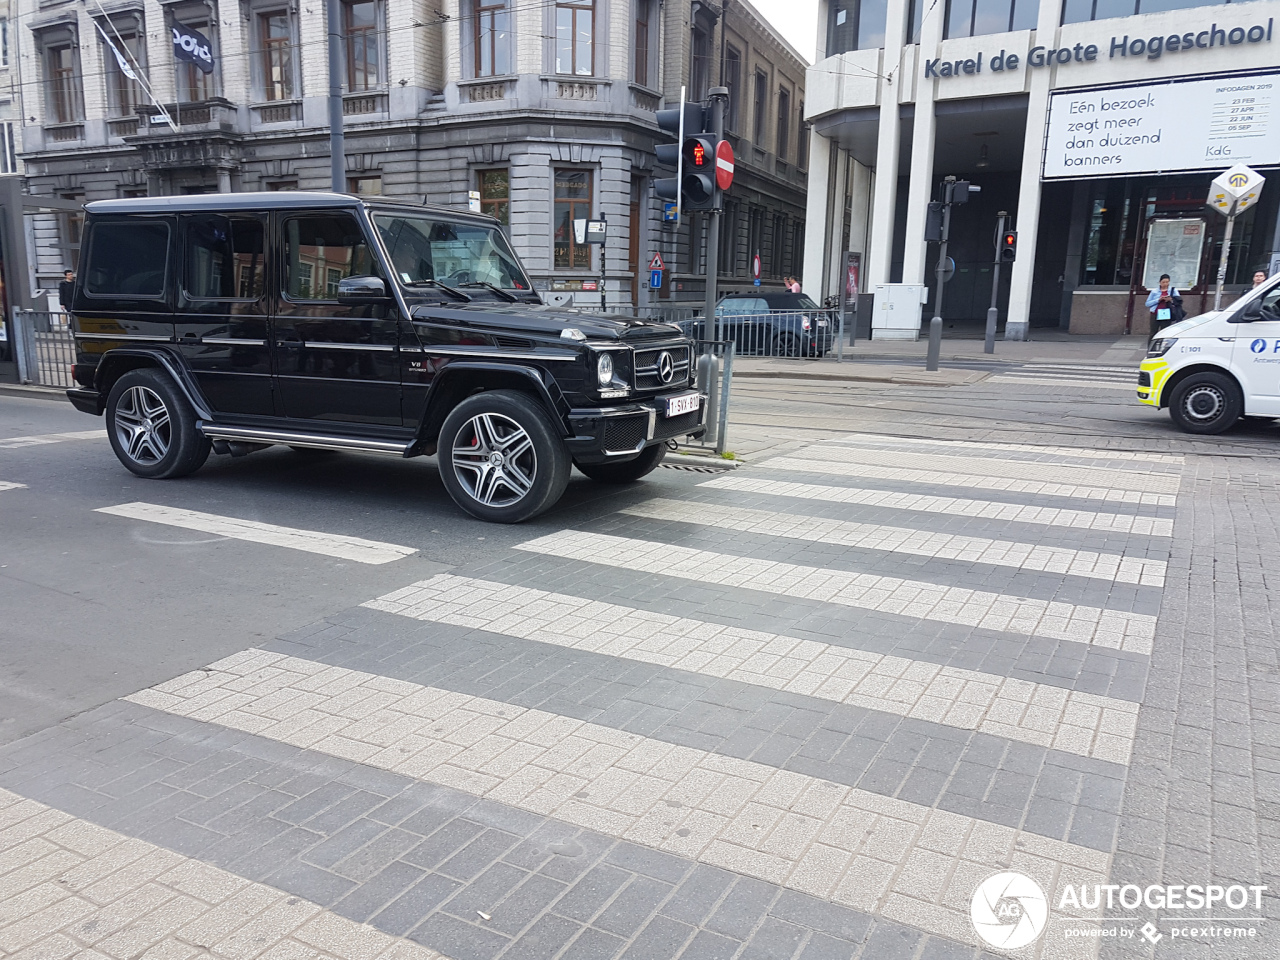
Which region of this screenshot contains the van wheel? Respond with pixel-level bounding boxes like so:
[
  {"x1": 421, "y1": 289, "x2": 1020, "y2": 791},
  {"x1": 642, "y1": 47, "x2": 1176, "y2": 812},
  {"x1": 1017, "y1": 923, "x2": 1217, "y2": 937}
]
[
  {"x1": 1168, "y1": 372, "x2": 1242, "y2": 435},
  {"x1": 576, "y1": 443, "x2": 667, "y2": 483},
  {"x1": 437, "y1": 390, "x2": 570, "y2": 523},
  {"x1": 105, "y1": 369, "x2": 210, "y2": 479}
]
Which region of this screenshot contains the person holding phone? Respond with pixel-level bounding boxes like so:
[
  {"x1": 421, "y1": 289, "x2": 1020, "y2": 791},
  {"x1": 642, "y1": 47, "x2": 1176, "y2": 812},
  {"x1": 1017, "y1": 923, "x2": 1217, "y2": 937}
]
[{"x1": 1145, "y1": 274, "x2": 1183, "y2": 334}]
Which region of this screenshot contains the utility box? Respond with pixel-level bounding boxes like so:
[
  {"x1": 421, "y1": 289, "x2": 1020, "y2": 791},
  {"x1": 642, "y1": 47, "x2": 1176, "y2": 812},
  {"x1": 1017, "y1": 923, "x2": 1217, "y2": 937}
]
[{"x1": 872, "y1": 283, "x2": 927, "y2": 340}]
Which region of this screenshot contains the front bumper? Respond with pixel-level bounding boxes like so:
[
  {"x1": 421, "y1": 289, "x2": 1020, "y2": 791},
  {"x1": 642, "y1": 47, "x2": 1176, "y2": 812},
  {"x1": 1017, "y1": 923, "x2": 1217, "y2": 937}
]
[
  {"x1": 1137, "y1": 359, "x2": 1172, "y2": 406},
  {"x1": 565, "y1": 390, "x2": 707, "y2": 464}
]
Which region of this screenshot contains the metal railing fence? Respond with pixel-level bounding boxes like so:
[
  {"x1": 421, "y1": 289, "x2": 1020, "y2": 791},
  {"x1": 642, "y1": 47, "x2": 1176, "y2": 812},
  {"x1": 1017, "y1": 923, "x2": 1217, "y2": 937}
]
[
  {"x1": 11, "y1": 310, "x2": 76, "y2": 388},
  {"x1": 677, "y1": 308, "x2": 840, "y2": 358}
]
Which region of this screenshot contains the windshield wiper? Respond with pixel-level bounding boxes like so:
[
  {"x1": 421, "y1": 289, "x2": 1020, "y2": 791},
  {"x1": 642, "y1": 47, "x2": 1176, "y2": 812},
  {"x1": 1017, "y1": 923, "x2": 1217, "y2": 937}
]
[
  {"x1": 457, "y1": 281, "x2": 518, "y2": 302},
  {"x1": 402, "y1": 279, "x2": 471, "y2": 302}
]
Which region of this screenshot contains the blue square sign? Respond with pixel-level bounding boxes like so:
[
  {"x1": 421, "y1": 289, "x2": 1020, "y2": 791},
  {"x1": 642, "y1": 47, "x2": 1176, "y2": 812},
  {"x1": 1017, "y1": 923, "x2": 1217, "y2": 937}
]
[{"x1": 650, "y1": 270, "x2": 663, "y2": 289}]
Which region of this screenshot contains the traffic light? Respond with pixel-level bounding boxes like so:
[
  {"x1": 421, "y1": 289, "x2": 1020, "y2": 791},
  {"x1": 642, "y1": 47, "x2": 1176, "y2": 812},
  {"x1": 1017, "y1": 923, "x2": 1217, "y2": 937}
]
[
  {"x1": 681, "y1": 134, "x2": 717, "y2": 210},
  {"x1": 946, "y1": 180, "x2": 981, "y2": 204},
  {"x1": 654, "y1": 102, "x2": 705, "y2": 213},
  {"x1": 924, "y1": 202, "x2": 944, "y2": 243},
  {"x1": 999, "y1": 230, "x2": 1017, "y2": 262}
]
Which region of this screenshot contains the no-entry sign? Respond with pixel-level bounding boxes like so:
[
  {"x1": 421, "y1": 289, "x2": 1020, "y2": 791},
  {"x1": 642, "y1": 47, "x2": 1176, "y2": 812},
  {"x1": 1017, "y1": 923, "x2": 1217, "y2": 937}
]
[{"x1": 715, "y1": 140, "x2": 735, "y2": 191}]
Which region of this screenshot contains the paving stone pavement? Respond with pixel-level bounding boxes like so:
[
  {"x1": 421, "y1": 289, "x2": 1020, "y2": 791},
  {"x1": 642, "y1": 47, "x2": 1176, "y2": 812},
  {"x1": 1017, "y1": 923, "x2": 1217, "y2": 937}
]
[{"x1": 1, "y1": 430, "x2": 1275, "y2": 960}]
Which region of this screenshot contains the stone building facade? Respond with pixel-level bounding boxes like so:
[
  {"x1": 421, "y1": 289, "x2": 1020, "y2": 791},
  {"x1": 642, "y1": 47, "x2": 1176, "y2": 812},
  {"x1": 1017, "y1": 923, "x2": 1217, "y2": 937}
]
[{"x1": 15, "y1": 0, "x2": 806, "y2": 309}]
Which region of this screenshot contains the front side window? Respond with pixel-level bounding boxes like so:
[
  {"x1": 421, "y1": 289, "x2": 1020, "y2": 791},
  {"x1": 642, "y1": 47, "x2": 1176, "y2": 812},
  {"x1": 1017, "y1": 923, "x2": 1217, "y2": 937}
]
[
  {"x1": 375, "y1": 213, "x2": 530, "y2": 289},
  {"x1": 184, "y1": 215, "x2": 265, "y2": 300},
  {"x1": 344, "y1": 0, "x2": 380, "y2": 91},
  {"x1": 84, "y1": 221, "x2": 170, "y2": 297},
  {"x1": 258, "y1": 10, "x2": 295, "y2": 101},
  {"x1": 45, "y1": 43, "x2": 83, "y2": 123},
  {"x1": 555, "y1": 0, "x2": 594, "y2": 76},
  {"x1": 553, "y1": 169, "x2": 592, "y2": 269},
  {"x1": 475, "y1": 0, "x2": 511, "y2": 78},
  {"x1": 479, "y1": 170, "x2": 510, "y2": 225},
  {"x1": 102, "y1": 25, "x2": 144, "y2": 118},
  {"x1": 284, "y1": 215, "x2": 376, "y2": 301}
]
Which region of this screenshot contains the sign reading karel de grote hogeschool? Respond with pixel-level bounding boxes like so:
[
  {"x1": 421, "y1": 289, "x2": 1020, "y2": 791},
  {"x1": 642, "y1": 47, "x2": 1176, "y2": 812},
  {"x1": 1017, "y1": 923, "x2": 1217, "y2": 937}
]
[{"x1": 1042, "y1": 73, "x2": 1280, "y2": 179}]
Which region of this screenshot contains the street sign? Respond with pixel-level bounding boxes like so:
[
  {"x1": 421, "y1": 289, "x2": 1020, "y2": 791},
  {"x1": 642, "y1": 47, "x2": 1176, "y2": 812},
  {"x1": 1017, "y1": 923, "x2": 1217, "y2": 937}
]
[
  {"x1": 663, "y1": 202, "x2": 678, "y2": 222},
  {"x1": 935, "y1": 256, "x2": 956, "y2": 282},
  {"x1": 648, "y1": 252, "x2": 665, "y2": 271},
  {"x1": 715, "y1": 140, "x2": 735, "y2": 191},
  {"x1": 753, "y1": 278, "x2": 761, "y2": 286},
  {"x1": 752, "y1": 253, "x2": 761, "y2": 280},
  {"x1": 467, "y1": 190, "x2": 481, "y2": 213},
  {"x1": 585, "y1": 219, "x2": 608, "y2": 244},
  {"x1": 1209, "y1": 164, "x2": 1265, "y2": 216},
  {"x1": 650, "y1": 270, "x2": 663, "y2": 289}
]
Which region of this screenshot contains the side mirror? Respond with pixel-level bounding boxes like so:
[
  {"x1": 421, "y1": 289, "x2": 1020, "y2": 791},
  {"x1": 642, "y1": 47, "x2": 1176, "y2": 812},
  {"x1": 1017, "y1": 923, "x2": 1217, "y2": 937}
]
[
  {"x1": 336, "y1": 276, "x2": 389, "y2": 302},
  {"x1": 1240, "y1": 299, "x2": 1263, "y2": 322}
]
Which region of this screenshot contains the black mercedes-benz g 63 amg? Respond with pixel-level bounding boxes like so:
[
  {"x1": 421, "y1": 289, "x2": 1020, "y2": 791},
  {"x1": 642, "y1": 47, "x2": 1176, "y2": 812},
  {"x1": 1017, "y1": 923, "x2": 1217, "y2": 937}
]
[{"x1": 65, "y1": 192, "x2": 705, "y2": 523}]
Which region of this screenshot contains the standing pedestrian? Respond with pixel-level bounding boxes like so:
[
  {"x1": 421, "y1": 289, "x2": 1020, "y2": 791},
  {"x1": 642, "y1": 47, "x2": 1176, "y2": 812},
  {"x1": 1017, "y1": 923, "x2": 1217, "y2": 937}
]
[
  {"x1": 58, "y1": 270, "x2": 75, "y2": 312},
  {"x1": 1145, "y1": 274, "x2": 1183, "y2": 334},
  {"x1": 788, "y1": 276, "x2": 801, "y2": 294}
]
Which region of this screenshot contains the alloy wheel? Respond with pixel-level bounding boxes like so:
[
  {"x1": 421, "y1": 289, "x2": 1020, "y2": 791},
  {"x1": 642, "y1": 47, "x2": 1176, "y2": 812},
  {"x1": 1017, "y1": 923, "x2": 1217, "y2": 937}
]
[
  {"x1": 450, "y1": 412, "x2": 537, "y2": 506},
  {"x1": 113, "y1": 385, "x2": 172, "y2": 464}
]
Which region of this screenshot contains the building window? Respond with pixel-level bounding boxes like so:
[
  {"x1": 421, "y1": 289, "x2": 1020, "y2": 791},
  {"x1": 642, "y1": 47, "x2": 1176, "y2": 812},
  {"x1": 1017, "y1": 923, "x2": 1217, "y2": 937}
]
[
  {"x1": 634, "y1": 0, "x2": 651, "y2": 87},
  {"x1": 777, "y1": 87, "x2": 790, "y2": 159},
  {"x1": 348, "y1": 175, "x2": 383, "y2": 195},
  {"x1": 1060, "y1": 0, "x2": 1199, "y2": 22},
  {"x1": 173, "y1": 12, "x2": 217, "y2": 101},
  {"x1": 45, "y1": 42, "x2": 84, "y2": 124},
  {"x1": 344, "y1": 0, "x2": 380, "y2": 91},
  {"x1": 474, "y1": 0, "x2": 510, "y2": 78},
  {"x1": 61, "y1": 192, "x2": 85, "y2": 270},
  {"x1": 102, "y1": 24, "x2": 144, "y2": 119},
  {"x1": 945, "y1": 0, "x2": 1037, "y2": 38},
  {"x1": 723, "y1": 47, "x2": 741, "y2": 132},
  {"x1": 257, "y1": 10, "x2": 295, "y2": 101},
  {"x1": 691, "y1": 27, "x2": 710, "y2": 99},
  {"x1": 0, "y1": 18, "x2": 9, "y2": 67},
  {"x1": 479, "y1": 169, "x2": 510, "y2": 225},
  {"x1": 0, "y1": 122, "x2": 18, "y2": 174},
  {"x1": 553, "y1": 169, "x2": 592, "y2": 269},
  {"x1": 771, "y1": 216, "x2": 787, "y2": 278},
  {"x1": 791, "y1": 221, "x2": 805, "y2": 276},
  {"x1": 798, "y1": 104, "x2": 809, "y2": 169},
  {"x1": 827, "y1": 0, "x2": 888, "y2": 54},
  {"x1": 718, "y1": 201, "x2": 737, "y2": 275},
  {"x1": 555, "y1": 0, "x2": 594, "y2": 76},
  {"x1": 264, "y1": 179, "x2": 298, "y2": 190},
  {"x1": 747, "y1": 206, "x2": 764, "y2": 271},
  {"x1": 752, "y1": 70, "x2": 768, "y2": 146}
]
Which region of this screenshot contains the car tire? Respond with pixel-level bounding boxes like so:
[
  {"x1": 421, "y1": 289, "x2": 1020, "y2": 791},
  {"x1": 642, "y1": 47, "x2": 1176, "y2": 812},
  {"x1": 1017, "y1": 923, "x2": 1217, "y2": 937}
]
[
  {"x1": 773, "y1": 333, "x2": 801, "y2": 358},
  {"x1": 437, "y1": 389, "x2": 570, "y2": 523},
  {"x1": 1168, "y1": 371, "x2": 1242, "y2": 435},
  {"x1": 105, "y1": 368, "x2": 210, "y2": 479},
  {"x1": 575, "y1": 443, "x2": 667, "y2": 483}
]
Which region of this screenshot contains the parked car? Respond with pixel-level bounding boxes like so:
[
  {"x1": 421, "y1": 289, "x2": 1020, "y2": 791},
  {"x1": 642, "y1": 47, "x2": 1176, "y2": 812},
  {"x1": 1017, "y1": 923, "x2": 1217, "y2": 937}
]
[
  {"x1": 681, "y1": 293, "x2": 834, "y2": 357},
  {"x1": 64, "y1": 192, "x2": 705, "y2": 522}
]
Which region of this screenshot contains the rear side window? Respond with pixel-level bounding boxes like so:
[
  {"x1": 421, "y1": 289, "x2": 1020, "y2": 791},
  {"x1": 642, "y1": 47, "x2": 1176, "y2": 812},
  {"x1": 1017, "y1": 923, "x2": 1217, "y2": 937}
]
[
  {"x1": 183, "y1": 215, "x2": 266, "y2": 300},
  {"x1": 83, "y1": 221, "x2": 170, "y2": 298}
]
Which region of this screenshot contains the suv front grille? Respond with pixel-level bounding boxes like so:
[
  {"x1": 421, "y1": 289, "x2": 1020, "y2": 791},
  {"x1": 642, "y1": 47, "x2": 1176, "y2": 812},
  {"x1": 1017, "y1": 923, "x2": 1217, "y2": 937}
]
[
  {"x1": 633, "y1": 344, "x2": 691, "y2": 391},
  {"x1": 602, "y1": 415, "x2": 648, "y2": 453}
]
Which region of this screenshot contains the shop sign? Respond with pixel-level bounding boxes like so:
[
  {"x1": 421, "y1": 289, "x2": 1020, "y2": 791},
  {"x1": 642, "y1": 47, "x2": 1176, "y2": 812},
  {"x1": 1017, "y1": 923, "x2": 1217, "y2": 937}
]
[
  {"x1": 923, "y1": 18, "x2": 1272, "y2": 79},
  {"x1": 1042, "y1": 72, "x2": 1280, "y2": 178}
]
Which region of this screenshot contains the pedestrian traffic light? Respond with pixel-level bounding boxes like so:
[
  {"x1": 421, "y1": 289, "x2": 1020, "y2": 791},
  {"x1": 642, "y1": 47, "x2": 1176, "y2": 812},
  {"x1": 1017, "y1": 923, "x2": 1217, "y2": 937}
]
[
  {"x1": 653, "y1": 102, "x2": 705, "y2": 215},
  {"x1": 1000, "y1": 229, "x2": 1017, "y2": 262},
  {"x1": 924, "y1": 202, "x2": 944, "y2": 242},
  {"x1": 681, "y1": 134, "x2": 718, "y2": 210}
]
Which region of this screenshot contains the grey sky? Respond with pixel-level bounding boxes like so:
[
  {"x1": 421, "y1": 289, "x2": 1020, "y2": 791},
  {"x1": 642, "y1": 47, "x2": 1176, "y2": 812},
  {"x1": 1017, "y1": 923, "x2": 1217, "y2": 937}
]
[{"x1": 749, "y1": 0, "x2": 819, "y2": 64}]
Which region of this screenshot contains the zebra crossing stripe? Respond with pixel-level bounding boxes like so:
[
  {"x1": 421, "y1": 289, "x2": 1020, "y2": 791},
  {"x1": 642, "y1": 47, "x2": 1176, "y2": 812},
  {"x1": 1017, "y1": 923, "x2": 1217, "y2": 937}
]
[
  {"x1": 0, "y1": 788, "x2": 453, "y2": 960},
  {"x1": 989, "y1": 375, "x2": 1135, "y2": 392},
  {"x1": 364, "y1": 575, "x2": 1139, "y2": 763},
  {"x1": 787, "y1": 445, "x2": 1181, "y2": 495},
  {"x1": 515, "y1": 532, "x2": 1157, "y2": 654},
  {"x1": 757, "y1": 457, "x2": 1178, "y2": 508},
  {"x1": 124, "y1": 651, "x2": 1111, "y2": 947},
  {"x1": 621, "y1": 498, "x2": 1167, "y2": 587},
  {"x1": 698, "y1": 475, "x2": 1175, "y2": 536},
  {"x1": 0, "y1": 481, "x2": 26, "y2": 493},
  {"x1": 824, "y1": 434, "x2": 1183, "y2": 466},
  {"x1": 0, "y1": 430, "x2": 106, "y2": 450},
  {"x1": 95, "y1": 503, "x2": 418, "y2": 565}
]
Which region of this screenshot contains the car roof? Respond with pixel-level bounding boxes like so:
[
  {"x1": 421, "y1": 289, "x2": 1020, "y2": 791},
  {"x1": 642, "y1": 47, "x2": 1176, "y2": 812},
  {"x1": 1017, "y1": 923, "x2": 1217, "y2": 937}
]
[
  {"x1": 721, "y1": 293, "x2": 814, "y2": 306},
  {"x1": 83, "y1": 191, "x2": 500, "y2": 226}
]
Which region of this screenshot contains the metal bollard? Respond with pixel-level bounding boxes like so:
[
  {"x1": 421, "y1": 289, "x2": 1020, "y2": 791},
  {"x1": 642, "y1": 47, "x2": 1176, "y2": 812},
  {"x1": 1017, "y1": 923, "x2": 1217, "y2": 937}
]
[
  {"x1": 696, "y1": 350, "x2": 720, "y2": 447},
  {"x1": 984, "y1": 306, "x2": 997, "y2": 355},
  {"x1": 925, "y1": 316, "x2": 942, "y2": 371}
]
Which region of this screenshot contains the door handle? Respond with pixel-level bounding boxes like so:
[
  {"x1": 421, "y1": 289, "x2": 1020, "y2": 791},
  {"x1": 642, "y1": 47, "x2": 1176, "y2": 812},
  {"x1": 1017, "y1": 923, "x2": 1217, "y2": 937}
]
[{"x1": 275, "y1": 337, "x2": 303, "y2": 347}]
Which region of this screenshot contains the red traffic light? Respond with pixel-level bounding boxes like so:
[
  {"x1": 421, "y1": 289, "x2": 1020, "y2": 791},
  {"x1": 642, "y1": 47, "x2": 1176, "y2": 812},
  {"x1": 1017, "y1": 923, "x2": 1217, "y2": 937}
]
[
  {"x1": 999, "y1": 229, "x2": 1017, "y2": 262},
  {"x1": 692, "y1": 142, "x2": 706, "y2": 165},
  {"x1": 1001, "y1": 232, "x2": 1016, "y2": 247}
]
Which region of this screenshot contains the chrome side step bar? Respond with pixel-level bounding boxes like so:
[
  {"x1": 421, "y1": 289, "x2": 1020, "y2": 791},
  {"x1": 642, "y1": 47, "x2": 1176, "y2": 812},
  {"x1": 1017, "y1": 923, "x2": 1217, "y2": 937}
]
[{"x1": 198, "y1": 422, "x2": 414, "y2": 456}]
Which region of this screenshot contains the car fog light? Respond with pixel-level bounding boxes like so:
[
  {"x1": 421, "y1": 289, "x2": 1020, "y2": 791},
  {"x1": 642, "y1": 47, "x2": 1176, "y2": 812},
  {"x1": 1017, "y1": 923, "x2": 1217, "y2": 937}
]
[{"x1": 597, "y1": 352, "x2": 614, "y2": 386}]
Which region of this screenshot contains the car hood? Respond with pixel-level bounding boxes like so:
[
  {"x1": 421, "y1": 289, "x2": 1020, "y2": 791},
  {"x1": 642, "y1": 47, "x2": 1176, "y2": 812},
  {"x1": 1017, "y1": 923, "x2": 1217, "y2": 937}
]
[
  {"x1": 1157, "y1": 311, "x2": 1225, "y2": 338},
  {"x1": 407, "y1": 303, "x2": 682, "y2": 341}
]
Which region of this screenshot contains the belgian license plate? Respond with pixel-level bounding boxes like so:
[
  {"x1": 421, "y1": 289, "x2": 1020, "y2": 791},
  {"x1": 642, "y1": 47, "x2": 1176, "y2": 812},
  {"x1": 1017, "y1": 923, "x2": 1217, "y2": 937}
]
[
  {"x1": 817, "y1": 320, "x2": 828, "y2": 327},
  {"x1": 664, "y1": 392, "x2": 702, "y2": 417}
]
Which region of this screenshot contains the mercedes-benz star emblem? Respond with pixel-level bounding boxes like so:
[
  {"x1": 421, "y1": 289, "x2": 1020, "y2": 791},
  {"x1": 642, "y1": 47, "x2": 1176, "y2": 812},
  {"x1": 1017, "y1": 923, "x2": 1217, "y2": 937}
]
[{"x1": 657, "y1": 352, "x2": 675, "y2": 384}]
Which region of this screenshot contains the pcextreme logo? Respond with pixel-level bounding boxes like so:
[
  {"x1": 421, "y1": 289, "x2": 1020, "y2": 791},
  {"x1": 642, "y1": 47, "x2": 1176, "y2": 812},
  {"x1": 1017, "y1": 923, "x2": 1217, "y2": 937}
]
[{"x1": 970, "y1": 872, "x2": 1049, "y2": 949}]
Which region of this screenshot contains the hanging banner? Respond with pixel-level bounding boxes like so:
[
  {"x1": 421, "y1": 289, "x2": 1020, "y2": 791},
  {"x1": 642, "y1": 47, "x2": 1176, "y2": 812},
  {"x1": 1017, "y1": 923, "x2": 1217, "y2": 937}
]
[
  {"x1": 172, "y1": 20, "x2": 214, "y2": 74},
  {"x1": 95, "y1": 22, "x2": 137, "y2": 81}
]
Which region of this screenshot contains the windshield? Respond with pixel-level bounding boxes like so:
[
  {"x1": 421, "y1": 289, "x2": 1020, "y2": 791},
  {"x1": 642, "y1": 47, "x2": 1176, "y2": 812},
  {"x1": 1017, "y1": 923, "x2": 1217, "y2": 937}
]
[
  {"x1": 373, "y1": 213, "x2": 531, "y2": 291},
  {"x1": 791, "y1": 296, "x2": 820, "y2": 309}
]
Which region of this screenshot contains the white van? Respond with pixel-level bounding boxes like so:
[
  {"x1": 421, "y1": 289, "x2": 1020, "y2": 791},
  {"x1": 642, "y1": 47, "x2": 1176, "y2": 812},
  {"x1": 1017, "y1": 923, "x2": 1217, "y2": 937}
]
[{"x1": 1138, "y1": 275, "x2": 1280, "y2": 434}]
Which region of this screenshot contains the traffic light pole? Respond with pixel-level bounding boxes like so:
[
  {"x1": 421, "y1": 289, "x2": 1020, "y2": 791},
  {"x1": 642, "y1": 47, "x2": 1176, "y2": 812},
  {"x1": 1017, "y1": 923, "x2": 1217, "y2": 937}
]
[
  {"x1": 926, "y1": 199, "x2": 951, "y2": 371},
  {"x1": 704, "y1": 88, "x2": 728, "y2": 341},
  {"x1": 327, "y1": 0, "x2": 344, "y2": 192},
  {"x1": 985, "y1": 211, "x2": 1007, "y2": 355}
]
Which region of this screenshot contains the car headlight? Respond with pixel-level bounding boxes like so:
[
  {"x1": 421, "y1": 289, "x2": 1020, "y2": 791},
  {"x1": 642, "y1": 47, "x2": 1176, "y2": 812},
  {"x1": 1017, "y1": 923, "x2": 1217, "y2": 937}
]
[
  {"x1": 1147, "y1": 338, "x2": 1176, "y2": 357},
  {"x1": 596, "y1": 351, "x2": 614, "y2": 386}
]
